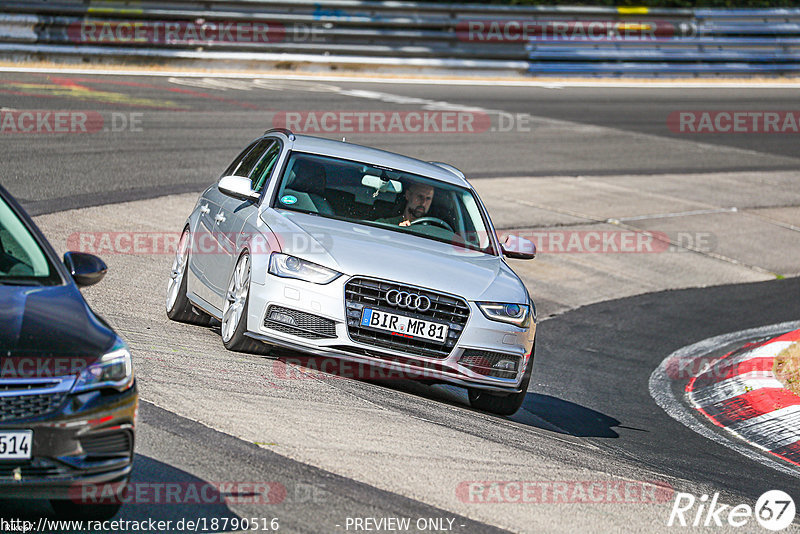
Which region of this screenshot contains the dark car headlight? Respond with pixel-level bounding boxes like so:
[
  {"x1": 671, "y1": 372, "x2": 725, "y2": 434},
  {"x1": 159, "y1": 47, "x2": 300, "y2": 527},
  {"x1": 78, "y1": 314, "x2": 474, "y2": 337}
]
[
  {"x1": 73, "y1": 339, "x2": 134, "y2": 392},
  {"x1": 268, "y1": 253, "x2": 341, "y2": 284},
  {"x1": 477, "y1": 302, "x2": 531, "y2": 328}
]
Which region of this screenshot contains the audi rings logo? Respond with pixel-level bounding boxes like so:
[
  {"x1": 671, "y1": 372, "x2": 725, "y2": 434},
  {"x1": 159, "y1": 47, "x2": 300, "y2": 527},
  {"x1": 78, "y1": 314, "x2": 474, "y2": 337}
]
[{"x1": 385, "y1": 290, "x2": 432, "y2": 312}]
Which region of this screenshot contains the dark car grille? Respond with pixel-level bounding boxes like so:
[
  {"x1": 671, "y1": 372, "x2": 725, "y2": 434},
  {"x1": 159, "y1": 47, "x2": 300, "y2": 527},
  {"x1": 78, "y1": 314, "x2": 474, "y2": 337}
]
[
  {"x1": 0, "y1": 458, "x2": 69, "y2": 479},
  {"x1": 345, "y1": 277, "x2": 470, "y2": 359},
  {"x1": 80, "y1": 430, "x2": 133, "y2": 457},
  {"x1": 459, "y1": 349, "x2": 521, "y2": 379},
  {"x1": 0, "y1": 382, "x2": 59, "y2": 392},
  {"x1": 0, "y1": 392, "x2": 67, "y2": 422},
  {"x1": 264, "y1": 305, "x2": 337, "y2": 339}
]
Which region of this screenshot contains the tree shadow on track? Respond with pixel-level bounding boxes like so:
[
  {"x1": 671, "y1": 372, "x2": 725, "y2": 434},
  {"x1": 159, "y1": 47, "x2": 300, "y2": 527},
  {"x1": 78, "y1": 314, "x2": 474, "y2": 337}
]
[{"x1": 515, "y1": 393, "x2": 622, "y2": 438}]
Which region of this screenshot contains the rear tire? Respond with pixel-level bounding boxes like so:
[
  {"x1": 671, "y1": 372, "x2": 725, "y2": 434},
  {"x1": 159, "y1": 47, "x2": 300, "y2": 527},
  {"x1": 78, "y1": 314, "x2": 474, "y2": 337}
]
[
  {"x1": 468, "y1": 343, "x2": 534, "y2": 416},
  {"x1": 221, "y1": 251, "x2": 271, "y2": 355},
  {"x1": 166, "y1": 227, "x2": 213, "y2": 326}
]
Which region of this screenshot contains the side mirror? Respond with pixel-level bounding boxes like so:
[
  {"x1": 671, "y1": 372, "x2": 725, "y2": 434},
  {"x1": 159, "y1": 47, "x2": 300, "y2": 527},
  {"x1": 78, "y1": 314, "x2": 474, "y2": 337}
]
[
  {"x1": 500, "y1": 235, "x2": 536, "y2": 260},
  {"x1": 63, "y1": 252, "x2": 107, "y2": 287},
  {"x1": 218, "y1": 175, "x2": 260, "y2": 201}
]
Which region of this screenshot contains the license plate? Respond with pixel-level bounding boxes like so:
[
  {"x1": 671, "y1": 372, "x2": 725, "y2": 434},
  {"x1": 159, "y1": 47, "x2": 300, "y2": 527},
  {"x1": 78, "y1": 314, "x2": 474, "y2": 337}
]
[
  {"x1": 360, "y1": 308, "x2": 448, "y2": 344},
  {"x1": 0, "y1": 430, "x2": 32, "y2": 460}
]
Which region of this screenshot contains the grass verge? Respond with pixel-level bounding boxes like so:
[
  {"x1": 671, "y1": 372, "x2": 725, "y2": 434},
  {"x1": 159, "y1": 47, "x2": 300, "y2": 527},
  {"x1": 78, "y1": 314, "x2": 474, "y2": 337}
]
[{"x1": 773, "y1": 342, "x2": 800, "y2": 396}]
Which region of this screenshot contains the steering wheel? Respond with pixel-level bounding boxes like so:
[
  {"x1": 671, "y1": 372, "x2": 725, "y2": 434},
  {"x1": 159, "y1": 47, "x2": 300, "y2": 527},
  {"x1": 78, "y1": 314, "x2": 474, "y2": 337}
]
[{"x1": 408, "y1": 216, "x2": 453, "y2": 232}]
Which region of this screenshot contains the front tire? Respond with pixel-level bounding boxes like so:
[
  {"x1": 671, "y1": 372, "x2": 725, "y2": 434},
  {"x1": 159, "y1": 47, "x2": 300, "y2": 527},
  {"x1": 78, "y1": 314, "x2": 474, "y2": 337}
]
[
  {"x1": 468, "y1": 343, "x2": 534, "y2": 416},
  {"x1": 221, "y1": 251, "x2": 270, "y2": 354},
  {"x1": 166, "y1": 227, "x2": 212, "y2": 326}
]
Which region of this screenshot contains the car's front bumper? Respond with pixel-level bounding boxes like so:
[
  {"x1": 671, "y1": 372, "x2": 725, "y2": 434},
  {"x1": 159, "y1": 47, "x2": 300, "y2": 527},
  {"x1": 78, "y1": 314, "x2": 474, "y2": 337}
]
[
  {"x1": 0, "y1": 380, "x2": 138, "y2": 500},
  {"x1": 247, "y1": 274, "x2": 535, "y2": 393}
]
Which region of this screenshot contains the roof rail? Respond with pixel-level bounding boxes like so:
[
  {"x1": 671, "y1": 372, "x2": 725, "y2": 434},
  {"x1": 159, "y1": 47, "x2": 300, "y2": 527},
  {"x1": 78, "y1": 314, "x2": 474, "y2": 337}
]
[
  {"x1": 428, "y1": 161, "x2": 466, "y2": 180},
  {"x1": 264, "y1": 128, "x2": 295, "y2": 141}
]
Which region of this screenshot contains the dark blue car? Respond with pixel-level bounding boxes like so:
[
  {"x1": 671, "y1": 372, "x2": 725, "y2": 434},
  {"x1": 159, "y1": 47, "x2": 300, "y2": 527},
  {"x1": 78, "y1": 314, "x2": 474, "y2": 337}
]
[{"x1": 0, "y1": 184, "x2": 137, "y2": 520}]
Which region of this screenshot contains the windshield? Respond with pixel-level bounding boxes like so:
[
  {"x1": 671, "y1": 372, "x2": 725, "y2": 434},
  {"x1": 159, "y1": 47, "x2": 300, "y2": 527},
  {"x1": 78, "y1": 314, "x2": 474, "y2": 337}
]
[
  {"x1": 0, "y1": 196, "x2": 59, "y2": 285},
  {"x1": 273, "y1": 152, "x2": 496, "y2": 254}
]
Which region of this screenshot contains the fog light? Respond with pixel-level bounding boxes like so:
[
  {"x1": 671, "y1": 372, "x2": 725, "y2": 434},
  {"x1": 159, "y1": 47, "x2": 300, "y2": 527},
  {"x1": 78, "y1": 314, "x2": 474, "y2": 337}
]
[
  {"x1": 493, "y1": 359, "x2": 517, "y2": 372},
  {"x1": 269, "y1": 311, "x2": 297, "y2": 325}
]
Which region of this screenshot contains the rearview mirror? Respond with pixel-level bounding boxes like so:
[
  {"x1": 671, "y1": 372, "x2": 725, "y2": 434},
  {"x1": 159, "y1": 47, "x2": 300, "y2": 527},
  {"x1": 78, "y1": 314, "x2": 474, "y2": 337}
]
[
  {"x1": 219, "y1": 175, "x2": 260, "y2": 201},
  {"x1": 362, "y1": 174, "x2": 402, "y2": 194},
  {"x1": 500, "y1": 235, "x2": 536, "y2": 260},
  {"x1": 63, "y1": 251, "x2": 107, "y2": 287}
]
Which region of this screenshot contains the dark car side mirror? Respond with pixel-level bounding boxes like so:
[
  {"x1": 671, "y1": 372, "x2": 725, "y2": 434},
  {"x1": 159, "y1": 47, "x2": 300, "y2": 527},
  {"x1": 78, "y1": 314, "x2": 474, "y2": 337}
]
[
  {"x1": 500, "y1": 235, "x2": 536, "y2": 260},
  {"x1": 63, "y1": 252, "x2": 107, "y2": 287}
]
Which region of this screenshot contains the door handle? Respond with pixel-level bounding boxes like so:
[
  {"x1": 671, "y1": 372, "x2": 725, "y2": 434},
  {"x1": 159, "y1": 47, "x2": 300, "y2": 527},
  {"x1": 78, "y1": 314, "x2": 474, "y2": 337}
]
[
  {"x1": 199, "y1": 204, "x2": 210, "y2": 214},
  {"x1": 214, "y1": 213, "x2": 226, "y2": 224}
]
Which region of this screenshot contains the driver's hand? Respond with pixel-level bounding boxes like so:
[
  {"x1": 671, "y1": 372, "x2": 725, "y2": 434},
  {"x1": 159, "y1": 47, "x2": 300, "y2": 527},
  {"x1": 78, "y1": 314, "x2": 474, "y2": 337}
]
[{"x1": 399, "y1": 220, "x2": 411, "y2": 227}]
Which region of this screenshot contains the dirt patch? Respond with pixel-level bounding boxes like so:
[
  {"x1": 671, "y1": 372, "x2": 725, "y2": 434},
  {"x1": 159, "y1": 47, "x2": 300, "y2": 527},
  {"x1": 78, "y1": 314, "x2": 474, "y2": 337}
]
[{"x1": 774, "y1": 342, "x2": 800, "y2": 396}]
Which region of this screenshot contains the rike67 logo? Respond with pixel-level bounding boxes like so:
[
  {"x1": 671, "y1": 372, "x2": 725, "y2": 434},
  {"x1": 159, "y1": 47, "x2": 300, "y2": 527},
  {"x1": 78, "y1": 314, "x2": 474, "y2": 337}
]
[{"x1": 668, "y1": 490, "x2": 795, "y2": 530}]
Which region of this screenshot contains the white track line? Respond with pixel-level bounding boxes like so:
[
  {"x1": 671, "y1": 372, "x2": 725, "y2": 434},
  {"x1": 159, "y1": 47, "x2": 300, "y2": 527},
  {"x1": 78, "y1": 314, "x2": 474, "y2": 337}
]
[
  {"x1": 2, "y1": 65, "x2": 800, "y2": 88},
  {"x1": 739, "y1": 341, "x2": 796, "y2": 361},
  {"x1": 691, "y1": 376, "x2": 785, "y2": 407},
  {"x1": 727, "y1": 405, "x2": 800, "y2": 451}
]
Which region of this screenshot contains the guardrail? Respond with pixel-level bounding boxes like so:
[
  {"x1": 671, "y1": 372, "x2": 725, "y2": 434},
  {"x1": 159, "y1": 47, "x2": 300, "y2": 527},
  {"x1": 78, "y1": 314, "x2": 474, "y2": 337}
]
[
  {"x1": 0, "y1": 2, "x2": 797, "y2": 76},
  {"x1": 527, "y1": 8, "x2": 800, "y2": 76}
]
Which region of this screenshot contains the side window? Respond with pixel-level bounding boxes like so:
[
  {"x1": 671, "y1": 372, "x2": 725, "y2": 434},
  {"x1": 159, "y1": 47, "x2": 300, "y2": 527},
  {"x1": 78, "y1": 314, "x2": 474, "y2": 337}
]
[
  {"x1": 233, "y1": 139, "x2": 274, "y2": 179},
  {"x1": 222, "y1": 140, "x2": 259, "y2": 177},
  {"x1": 249, "y1": 141, "x2": 281, "y2": 193},
  {"x1": 222, "y1": 138, "x2": 275, "y2": 179}
]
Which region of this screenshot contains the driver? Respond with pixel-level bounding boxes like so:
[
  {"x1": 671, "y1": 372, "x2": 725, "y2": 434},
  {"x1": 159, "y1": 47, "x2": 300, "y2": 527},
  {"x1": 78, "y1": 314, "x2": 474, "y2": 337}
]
[{"x1": 378, "y1": 182, "x2": 434, "y2": 227}]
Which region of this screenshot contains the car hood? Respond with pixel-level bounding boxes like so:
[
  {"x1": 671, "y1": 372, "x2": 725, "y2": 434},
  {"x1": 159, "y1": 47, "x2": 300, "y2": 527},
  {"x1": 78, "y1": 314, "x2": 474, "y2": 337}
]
[
  {"x1": 261, "y1": 210, "x2": 528, "y2": 302},
  {"x1": 0, "y1": 284, "x2": 116, "y2": 373}
]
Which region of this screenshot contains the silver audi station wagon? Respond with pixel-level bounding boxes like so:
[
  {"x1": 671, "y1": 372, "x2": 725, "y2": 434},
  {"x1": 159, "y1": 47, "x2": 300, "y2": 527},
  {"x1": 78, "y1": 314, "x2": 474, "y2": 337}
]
[{"x1": 167, "y1": 129, "x2": 537, "y2": 415}]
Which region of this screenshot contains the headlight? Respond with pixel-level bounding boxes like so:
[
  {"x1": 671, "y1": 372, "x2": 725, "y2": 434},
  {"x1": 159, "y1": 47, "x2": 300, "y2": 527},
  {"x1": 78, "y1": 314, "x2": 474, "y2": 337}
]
[
  {"x1": 74, "y1": 340, "x2": 134, "y2": 392},
  {"x1": 477, "y1": 302, "x2": 531, "y2": 327},
  {"x1": 268, "y1": 253, "x2": 341, "y2": 285}
]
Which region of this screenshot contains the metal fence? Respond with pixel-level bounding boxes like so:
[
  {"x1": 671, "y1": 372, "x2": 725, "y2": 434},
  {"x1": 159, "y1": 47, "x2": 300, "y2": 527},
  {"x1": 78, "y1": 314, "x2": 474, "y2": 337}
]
[
  {"x1": 527, "y1": 8, "x2": 800, "y2": 75},
  {"x1": 0, "y1": 1, "x2": 798, "y2": 76}
]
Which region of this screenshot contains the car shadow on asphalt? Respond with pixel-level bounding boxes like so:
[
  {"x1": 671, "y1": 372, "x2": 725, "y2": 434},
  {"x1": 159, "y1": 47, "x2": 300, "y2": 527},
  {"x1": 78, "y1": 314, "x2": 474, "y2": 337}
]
[
  {"x1": 515, "y1": 394, "x2": 621, "y2": 438},
  {"x1": 422, "y1": 384, "x2": 624, "y2": 439},
  {"x1": 0, "y1": 454, "x2": 241, "y2": 533},
  {"x1": 272, "y1": 354, "x2": 624, "y2": 439}
]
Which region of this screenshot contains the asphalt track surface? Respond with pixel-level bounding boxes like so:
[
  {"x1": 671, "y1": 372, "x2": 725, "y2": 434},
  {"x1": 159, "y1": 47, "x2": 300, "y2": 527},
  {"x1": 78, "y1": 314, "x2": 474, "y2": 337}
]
[
  {"x1": 2, "y1": 73, "x2": 799, "y2": 214},
  {"x1": 1, "y1": 71, "x2": 799, "y2": 532}
]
